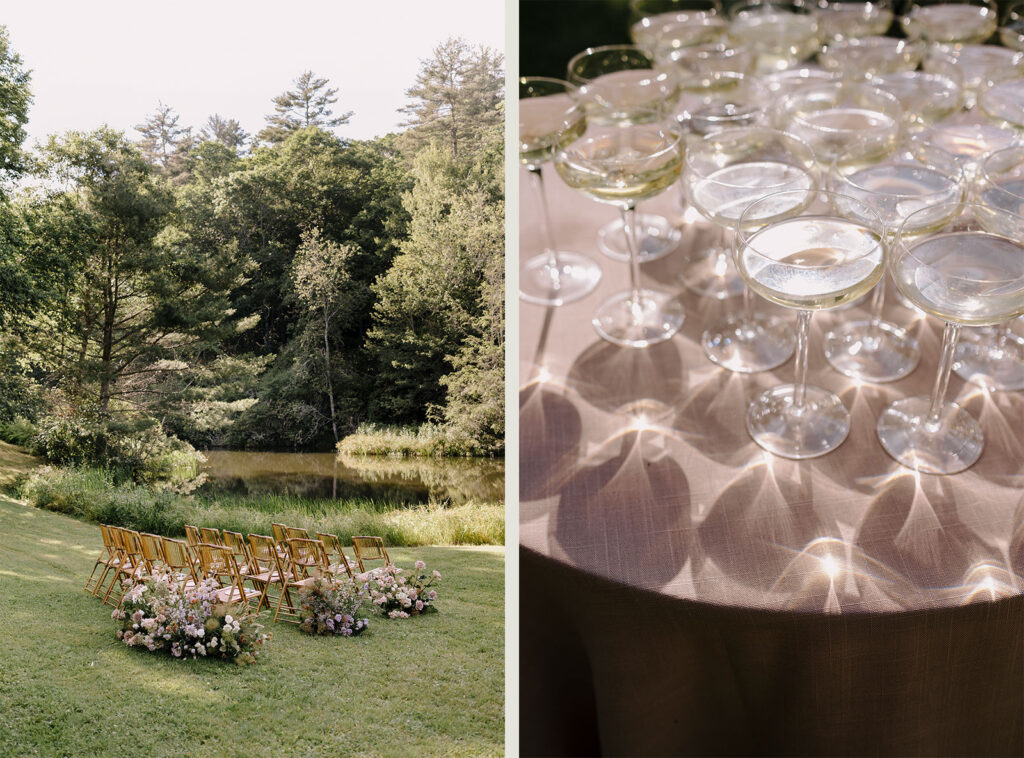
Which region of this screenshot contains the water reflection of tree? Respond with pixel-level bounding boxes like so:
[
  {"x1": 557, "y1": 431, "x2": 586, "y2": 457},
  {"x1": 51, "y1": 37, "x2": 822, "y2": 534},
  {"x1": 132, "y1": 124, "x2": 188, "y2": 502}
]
[{"x1": 336, "y1": 454, "x2": 504, "y2": 504}]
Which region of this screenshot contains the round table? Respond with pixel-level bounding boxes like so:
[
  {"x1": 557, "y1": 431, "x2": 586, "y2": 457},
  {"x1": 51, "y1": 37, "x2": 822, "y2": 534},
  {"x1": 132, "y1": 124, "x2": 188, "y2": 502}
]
[{"x1": 518, "y1": 164, "x2": 1024, "y2": 756}]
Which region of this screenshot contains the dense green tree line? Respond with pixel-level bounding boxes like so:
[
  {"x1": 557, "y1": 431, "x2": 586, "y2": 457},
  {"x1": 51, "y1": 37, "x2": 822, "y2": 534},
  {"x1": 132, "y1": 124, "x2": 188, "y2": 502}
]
[{"x1": 0, "y1": 31, "x2": 504, "y2": 458}]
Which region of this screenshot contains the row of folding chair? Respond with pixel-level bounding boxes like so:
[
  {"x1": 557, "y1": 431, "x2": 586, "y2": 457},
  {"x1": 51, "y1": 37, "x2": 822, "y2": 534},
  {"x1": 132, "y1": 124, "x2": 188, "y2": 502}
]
[{"x1": 183, "y1": 524, "x2": 392, "y2": 623}]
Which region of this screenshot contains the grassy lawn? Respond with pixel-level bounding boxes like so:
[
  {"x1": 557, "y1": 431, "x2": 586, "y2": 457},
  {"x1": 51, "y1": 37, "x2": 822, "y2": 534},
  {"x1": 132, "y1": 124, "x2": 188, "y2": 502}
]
[
  {"x1": 0, "y1": 439, "x2": 39, "y2": 486},
  {"x1": 0, "y1": 495, "x2": 504, "y2": 757}
]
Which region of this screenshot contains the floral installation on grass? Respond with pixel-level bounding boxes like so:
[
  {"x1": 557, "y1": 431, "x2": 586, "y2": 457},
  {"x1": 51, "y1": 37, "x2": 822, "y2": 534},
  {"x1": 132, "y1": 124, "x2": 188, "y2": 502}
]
[
  {"x1": 361, "y1": 560, "x2": 441, "y2": 619},
  {"x1": 297, "y1": 574, "x2": 371, "y2": 636},
  {"x1": 112, "y1": 568, "x2": 269, "y2": 665}
]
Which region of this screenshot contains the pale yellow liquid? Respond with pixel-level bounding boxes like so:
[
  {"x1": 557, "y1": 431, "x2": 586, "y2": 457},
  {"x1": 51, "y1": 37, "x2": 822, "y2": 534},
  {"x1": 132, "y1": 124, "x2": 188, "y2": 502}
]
[
  {"x1": 835, "y1": 163, "x2": 963, "y2": 230},
  {"x1": 578, "y1": 69, "x2": 680, "y2": 123},
  {"x1": 818, "y1": 4, "x2": 894, "y2": 39},
  {"x1": 690, "y1": 161, "x2": 815, "y2": 225},
  {"x1": 631, "y1": 12, "x2": 728, "y2": 59},
  {"x1": 818, "y1": 37, "x2": 920, "y2": 77},
  {"x1": 903, "y1": 4, "x2": 996, "y2": 43},
  {"x1": 976, "y1": 180, "x2": 1024, "y2": 237},
  {"x1": 740, "y1": 217, "x2": 884, "y2": 308},
  {"x1": 519, "y1": 96, "x2": 586, "y2": 167},
  {"x1": 787, "y1": 107, "x2": 899, "y2": 163},
  {"x1": 555, "y1": 130, "x2": 683, "y2": 204},
  {"x1": 729, "y1": 9, "x2": 821, "y2": 71},
  {"x1": 978, "y1": 79, "x2": 1024, "y2": 129},
  {"x1": 870, "y1": 72, "x2": 962, "y2": 126},
  {"x1": 895, "y1": 232, "x2": 1024, "y2": 325}
]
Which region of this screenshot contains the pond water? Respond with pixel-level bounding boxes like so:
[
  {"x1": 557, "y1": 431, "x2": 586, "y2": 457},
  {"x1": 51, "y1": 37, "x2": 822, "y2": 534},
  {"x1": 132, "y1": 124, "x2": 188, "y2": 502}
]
[{"x1": 198, "y1": 450, "x2": 504, "y2": 505}]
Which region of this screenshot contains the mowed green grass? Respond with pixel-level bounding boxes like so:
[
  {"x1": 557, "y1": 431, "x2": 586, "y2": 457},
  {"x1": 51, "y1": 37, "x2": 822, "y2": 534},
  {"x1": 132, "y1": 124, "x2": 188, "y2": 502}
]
[{"x1": 0, "y1": 496, "x2": 504, "y2": 757}]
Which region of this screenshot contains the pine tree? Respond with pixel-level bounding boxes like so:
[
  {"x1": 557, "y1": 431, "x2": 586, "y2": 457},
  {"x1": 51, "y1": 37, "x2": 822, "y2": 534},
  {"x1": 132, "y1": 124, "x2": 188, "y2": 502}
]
[
  {"x1": 399, "y1": 38, "x2": 503, "y2": 161},
  {"x1": 201, "y1": 114, "x2": 248, "y2": 155},
  {"x1": 0, "y1": 26, "x2": 31, "y2": 186},
  {"x1": 135, "y1": 102, "x2": 196, "y2": 181},
  {"x1": 257, "y1": 71, "x2": 354, "y2": 144}
]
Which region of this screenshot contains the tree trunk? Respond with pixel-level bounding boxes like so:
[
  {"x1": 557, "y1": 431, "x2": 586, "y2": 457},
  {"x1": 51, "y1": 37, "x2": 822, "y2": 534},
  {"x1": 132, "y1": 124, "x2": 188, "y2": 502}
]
[
  {"x1": 99, "y1": 255, "x2": 115, "y2": 414},
  {"x1": 323, "y1": 301, "x2": 339, "y2": 444}
]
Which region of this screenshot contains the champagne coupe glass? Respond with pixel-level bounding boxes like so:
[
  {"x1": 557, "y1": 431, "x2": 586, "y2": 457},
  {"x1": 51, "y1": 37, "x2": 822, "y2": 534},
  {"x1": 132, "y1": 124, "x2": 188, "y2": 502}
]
[
  {"x1": 738, "y1": 189, "x2": 885, "y2": 458},
  {"x1": 817, "y1": 36, "x2": 922, "y2": 79},
  {"x1": 568, "y1": 45, "x2": 682, "y2": 263},
  {"x1": 824, "y1": 142, "x2": 965, "y2": 381},
  {"x1": 923, "y1": 44, "x2": 1024, "y2": 109},
  {"x1": 773, "y1": 81, "x2": 903, "y2": 168},
  {"x1": 901, "y1": 0, "x2": 998, "y2": 45},
  {"x1": 630, "y1": 0, "x2": 726, "y2": 61},
  {"x1": 999, "y1": 0, "x2": 1024, "y2": 50},
  {"x1": 554, "y1": 113, "x2": 686, "y2": 347},
  {"x1": 674, "y1": 71, "x2": 764, "y2": 299},
  {"x1": 977, "y1": 78, "x2": 1024, "y2": 132},
  {"x1": 519, "y1": 78, "x2": 602, "y2": 306},
  {"x1": 868, "y1": 67, "x2": 963, "y2": 132},
  {"x1": 685, "y1": 128, "x2": 820, "y2": 371},
  {"x1": 913, "y1": 121, "x2": 1018, "y2": 183},
  {"x1": 952, "y1": 145, "x2": 1024, "y2": 390},
  {"x1": 761, "y1": 67, "x2": 842, "y2": 99},
  {"x1": 878, "y1": 202, "x2": 1024, "y2": 474},
  {"x1": 816, "y1": 0, "x2": 894, "y2": 40},
  {"x1": 728, "y1": 1, "x2": 822, "y2": 73}
]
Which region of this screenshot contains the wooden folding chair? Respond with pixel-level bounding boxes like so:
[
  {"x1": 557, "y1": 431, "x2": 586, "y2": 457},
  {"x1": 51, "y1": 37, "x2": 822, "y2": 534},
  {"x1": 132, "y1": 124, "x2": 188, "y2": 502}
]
[
  {"x1": 108, "y1": 529, "x2": 147, "y2": 607},
  {"x1": 184, "y1": 524, "x2": 202, "y2": 548},
  {"x1": 284, "y1": 525, "x2": 310, "y2": 540},
  {"x1": 160, "y1": 537, "x2": 198, "y2": 590},
  {"x1": 317, "y1": 532, "x2": 356, "y2": 581},
  {"x1": 350, "y1": 536, "x2": 391, "y2": 574},
  {"x1": 84, "y1": 525, "x2": 120, "y2": 596},
  {"x1": 271, "y1": 522, "x2": 288, "y2": 544},
  {"x1": 139, "y1": 533, "x2": 166, "y2": 573},
  {"x1": 246, "y1": 533, "x2": 290, "y2": 614},
  {"x1": 200, "y1": 527, "x2": 224, "y2": 546},
  {"x1": 221, "y1": 530, "x2": 250, "y2": 572},
  {"x1": 196, "y1": 544, "x2": 262, "y2": 612},
  {"x1": 272, "y1": 538, "x2": 332, "y2": 623}
]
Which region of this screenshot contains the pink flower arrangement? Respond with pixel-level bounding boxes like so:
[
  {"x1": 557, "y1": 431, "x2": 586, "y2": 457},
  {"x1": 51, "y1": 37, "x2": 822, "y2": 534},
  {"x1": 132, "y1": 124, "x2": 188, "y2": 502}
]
[
  {"x1": 360, "y1": 561, "x2": 441, "y2": 619},
  {"x1": 296, "y1": 575, "x2": 370, "y2": 637},
  {"x1": 113, "y1": 568, "x2": 268, "y2": 665}
]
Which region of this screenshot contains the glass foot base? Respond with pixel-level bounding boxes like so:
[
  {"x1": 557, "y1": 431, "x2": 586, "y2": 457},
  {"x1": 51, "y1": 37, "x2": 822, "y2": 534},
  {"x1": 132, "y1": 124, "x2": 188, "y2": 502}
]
[
  {"x1": 823, "y1": 320, "x2": 920, "y2": 383},
  {"x1": 598, "y1": 214, "x2": 680, "y2": 263},
  {"x1": 747, "y1": 384, "x2": 851, "y2": 459},
  {"x1": 702, "y1": 313, "x2": 796, "y2": 373},
  {"x1": 876, "y1": 396, "x2": 983, "y2": 475},
  {"x1": 681, "y1": 247, "x2": 745, "y2": 300},
  {"x1": 519, "y1": 252, "x2": 603, "y2": 306},
  {"x1": 953, "y1": 331, "x2": 1024, "y2": 391},
  {"x1": 592, "y1": 289, "x2": 685, "y2": 348}
]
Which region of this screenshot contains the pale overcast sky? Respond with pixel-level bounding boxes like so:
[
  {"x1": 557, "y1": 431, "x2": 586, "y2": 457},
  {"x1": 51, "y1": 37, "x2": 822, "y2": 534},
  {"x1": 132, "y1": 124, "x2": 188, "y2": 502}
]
[{"x1": 4, "y1": 0, "x2": 505, "y2": 148}]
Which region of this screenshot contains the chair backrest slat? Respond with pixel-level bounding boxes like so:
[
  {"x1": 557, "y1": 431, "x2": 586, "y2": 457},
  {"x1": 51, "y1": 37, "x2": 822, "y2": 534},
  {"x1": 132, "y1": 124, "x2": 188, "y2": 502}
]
[{"x1": 351, "y1": 536, "x2": 390, "y2": 573}]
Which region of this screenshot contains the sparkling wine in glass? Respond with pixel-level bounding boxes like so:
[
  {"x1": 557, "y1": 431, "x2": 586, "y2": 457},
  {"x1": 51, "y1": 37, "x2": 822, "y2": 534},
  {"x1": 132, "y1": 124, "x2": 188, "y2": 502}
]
[
  {"x1": 685, "y1": 128, "x2": 822, "y2": 372},
  {"x1": 923, "y1": 44, "x2": 1024, "y2": 109},
  {"x1": 951, "y1": 145, "x2": 1024, "y2": 391},
  {"x1": 519, "y1": 78, "x2": 602, "y2": 306},
  {"x1": 977, "y1": 78, "x2": 1024, "y2": 132},
  {"x1": 728, "y1": 1, "x2": 822, "y2": 73},
  {"x1": 738, "y1": 189, "x2": 885, "y2": 458},
  {"x1": 901, "y1": 0, "x2": 998, "y2": 44},
  {"x1": 773, "y1": 81, "x2": 903, "y2": 167},
  {"x1": 568, "y1": 45, "x2": 683, "y2": 264},
  {"x1": 554, "y1": 114, "x2": 686, "y2": 347},
  {"x1": 878, "y1": 203, "x2": 1024, "y2": 473},
  {"x1": 817, "y1": 36, "x2": 922, "y2": 79},
  {"x1": 999, "y1": 0, "x2": 1024, "y2": 50},
  {"x1": 823, "y1": 142, "x2": 965, "y2": 382},
  {"x1": 867, "y1": 68, "x2": 963, "y2": 132},
  {"x1": 815, "y1": 0, "x2": 894, "y2": 39},
  {"x1": 630, "y1": 0, "x2": 727, "y2": 61}
]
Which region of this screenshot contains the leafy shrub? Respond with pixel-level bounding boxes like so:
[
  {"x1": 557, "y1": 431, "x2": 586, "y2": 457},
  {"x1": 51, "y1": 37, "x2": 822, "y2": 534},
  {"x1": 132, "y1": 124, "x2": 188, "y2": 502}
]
[
  {"x1": 0, "y1": 416, "x2": 37, "y2": 447},
  {"x1": 29, "y1": 407, "x2": 204, "y2": 487},
  {"x1": 336, "y1": 423, "x2": 489, "y2": 458}
]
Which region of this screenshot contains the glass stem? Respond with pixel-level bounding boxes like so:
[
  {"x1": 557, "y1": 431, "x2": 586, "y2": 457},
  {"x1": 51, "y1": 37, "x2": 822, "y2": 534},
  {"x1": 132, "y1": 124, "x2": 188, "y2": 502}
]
[
  {"x1": 868, "y1": 274, "x2": 886, "y2": 333},
  {"x1": 621, "y1": 202, "x2": 642, "y2": 309},
  {"x1": 994, "y1": 321, "x2": 1011, "y2": 351},
  {"x1": 793, "y1": 310, "x2": 813, "y2": 411},
  {"x1": 926, "y1": 321, "x2": 961, "y2": 428},
  {"x1": 528, "y1": 166, "x2": 560, "y2": 272}
]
